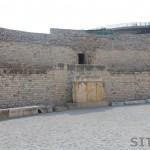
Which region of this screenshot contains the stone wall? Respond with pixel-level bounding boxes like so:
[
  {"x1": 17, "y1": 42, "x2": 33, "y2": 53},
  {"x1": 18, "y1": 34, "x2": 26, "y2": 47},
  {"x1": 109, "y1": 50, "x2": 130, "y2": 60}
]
[
  {"x1": 68, "y1": 66, "x2": 150, "y2": 103},
  {"x1": 0, "y1": 64, "x2": 150, "y2": 108},
  {"x1": 0, "y1": 69, "x2": 54, "y2": 108},
  {"x1": 1, "y1": 28, "x2": 150, "y2": 69},
  {"x1": 0, "y1": 41, "x2": 77, "y2": 66},
  {"x1": 0, "y1": 66, "x2": 70, "y2": 108},
  {"x1": 0, "y1": 27, "x2": 150, "y2": 108},
  {"x1": 95, "y1": 49, "x2": 150, "y2": 70}
]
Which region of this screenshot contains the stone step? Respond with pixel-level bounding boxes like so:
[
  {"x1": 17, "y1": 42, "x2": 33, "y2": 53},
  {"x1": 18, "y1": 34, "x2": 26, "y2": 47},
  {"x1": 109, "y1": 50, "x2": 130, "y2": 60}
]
[
  {"x1": 125, "y1": 100, "x2": 146, "y2": 105},
  {"x1": 66, "y1": 101, "x2": 108, "y2": 109},
  {"x1": 9, "y1": 107, "x2": 24, "y2": 118},
  {"x1": 23, "y1": 106, "x2": 39, "y2": 116},
  {"x1": 111, "y1": 102, "x2": 125, "y2": 106},
  {"x1": 146, "y1": 99, "x2": 150, "y2": 103},
  {"x1": 53, "y1": 106, "x2": 69, "y2": 112},
  {"x1": 38, "y1": 105, "x2": 48, "y2": 113},
  {"x1": 0, "y1": 109, "x2": 9, "y2": 119}
]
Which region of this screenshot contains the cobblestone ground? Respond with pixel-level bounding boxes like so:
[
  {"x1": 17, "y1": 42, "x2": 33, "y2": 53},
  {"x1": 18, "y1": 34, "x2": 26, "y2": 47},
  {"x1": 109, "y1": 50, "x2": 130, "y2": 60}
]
[{"x1": 0, "y1": 104, "x2": 150, "y2": 150}]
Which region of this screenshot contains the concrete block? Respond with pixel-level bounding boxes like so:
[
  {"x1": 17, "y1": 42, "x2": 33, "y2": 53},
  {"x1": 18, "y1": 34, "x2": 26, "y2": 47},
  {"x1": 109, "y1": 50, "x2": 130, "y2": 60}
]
[
  {"x1": 47, "y1": 105, "x2": 53, "y2": 113},
  {"x1": 0, "y1": 109, "x2": 9, "y2": 119},
  {"x1": 23, "y1": 106, "x2": 38, "y2": 116},
  {"x1": 146, "y1": 99, "x2": 150, "y2": 103},
  {"x1": 9, "y1": 107, "x2": 24, "y2": 118},
  {"x1": 38, "y1": 105, "x2": 48, "y2": 113},
  {"x1": 112, "y1": 102, "x2": 125, "y2": 106},
  {"x1": 53, "y1": 106, "x2": 69, "y2": 112},
  {"x1": 125, "y1": 100, "x2": 146, "y2": 105}
]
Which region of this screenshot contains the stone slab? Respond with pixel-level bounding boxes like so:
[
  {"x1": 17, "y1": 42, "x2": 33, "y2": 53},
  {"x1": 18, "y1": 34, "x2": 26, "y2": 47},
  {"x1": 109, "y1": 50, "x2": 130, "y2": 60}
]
[
  {"x1": 111, "y1": 102, "x2": 125, "y2": 106},
  {"x1": 9, "y1": 107, "x2": 24, "y2": 118},
  {"x1": 53, "y1": 106, "x2": 69, "y2": 112},
  {"x1": 145, "y1": 99, "x2": 150, "y2": 103},
  {"x1": 67, "y1": 101, "x2": 108, "y2": 109},
  {"x1": 125, "y1": 100, "x2": 146, "y2": 105},
  {"x1": 38, "y1": 105, "x2": 48, "y2": 113},
  {"x1": 0, "y1": 68, "x2": 4, "y2": 75},
  {"x1": 47, "y1": 105, "x2": 53, "y2": 113},
  {"x1": 23, "y1": 106, "x2": 38, "y2": 116},
  {"x1": 76, "y1": 101, "x2": 108, "y2": 109},
  {"x1": 0, "y1": 109, "x2": 9, "y2": 119}
]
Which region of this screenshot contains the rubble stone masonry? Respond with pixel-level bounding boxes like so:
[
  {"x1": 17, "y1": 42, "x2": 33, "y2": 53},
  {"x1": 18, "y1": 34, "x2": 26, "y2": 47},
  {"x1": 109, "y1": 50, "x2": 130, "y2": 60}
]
[{"x1": 0, "y1": 28, "x2": 150, "y2": 108}]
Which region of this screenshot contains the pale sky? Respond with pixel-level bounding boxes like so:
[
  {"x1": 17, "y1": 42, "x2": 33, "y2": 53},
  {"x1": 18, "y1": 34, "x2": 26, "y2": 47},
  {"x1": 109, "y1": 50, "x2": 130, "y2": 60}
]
[{"x1": 0, "y1": 0, "x2": 149, "y2": 33}]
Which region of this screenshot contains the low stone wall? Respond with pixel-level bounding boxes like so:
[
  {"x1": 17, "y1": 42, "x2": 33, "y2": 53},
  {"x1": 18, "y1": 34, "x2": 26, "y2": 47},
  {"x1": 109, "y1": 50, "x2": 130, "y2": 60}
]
[
  {"x1": 0, "y1": 105, "x2": 54, "y2": 119},
  {"x1": 0, "y1": 106, "x2": 38, "y2": 119}
]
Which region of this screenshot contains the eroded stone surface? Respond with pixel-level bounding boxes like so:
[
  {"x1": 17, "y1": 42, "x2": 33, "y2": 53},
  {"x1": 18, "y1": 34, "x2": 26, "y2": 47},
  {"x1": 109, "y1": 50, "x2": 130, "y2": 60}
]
[
  {"x1": 53, "y1": 106, "x2": 69, "y2": 112},
  {"x1": 23, "y1": 106, "x2": 38, "y2": 116},
  {"x1": 9, "y1": 107, "x2": 24, "y2": 118},
  {"x1": 38, "y1": 105, "x2": 48, "y2": 113},
  {"x1": 0, "y1": 109, "x2": 8, "y2": 118},
  {"x1": 125, "y1": 100, "x2": 146, "y2": 105}
]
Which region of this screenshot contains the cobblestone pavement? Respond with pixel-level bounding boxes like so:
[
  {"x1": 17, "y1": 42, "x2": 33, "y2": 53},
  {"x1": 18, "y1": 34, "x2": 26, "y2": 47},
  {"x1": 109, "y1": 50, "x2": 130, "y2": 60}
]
[{"x1": 0, "y1": 104, "x2": 150, "y2": 150}]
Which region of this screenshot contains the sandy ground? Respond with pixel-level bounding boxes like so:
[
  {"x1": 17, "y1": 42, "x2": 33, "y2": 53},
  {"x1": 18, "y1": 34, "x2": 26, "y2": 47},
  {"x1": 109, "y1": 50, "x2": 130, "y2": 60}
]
[{"x1": 0, "y1": 104, "x2": 150, "y2": 150}]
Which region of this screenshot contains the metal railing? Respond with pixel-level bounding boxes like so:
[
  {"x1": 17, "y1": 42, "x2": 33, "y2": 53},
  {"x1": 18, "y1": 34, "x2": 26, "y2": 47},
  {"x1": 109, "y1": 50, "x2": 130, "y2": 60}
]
[{"x1": 105, "y1": 22, "x2": 150, "y2": 29}]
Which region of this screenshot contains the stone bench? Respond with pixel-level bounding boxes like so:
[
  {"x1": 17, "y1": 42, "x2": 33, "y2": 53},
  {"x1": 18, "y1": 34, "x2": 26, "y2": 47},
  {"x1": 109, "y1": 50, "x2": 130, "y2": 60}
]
[
  {"x1": 23, "y1": 106, "x2": 39, "y2": 116},
  {"x1": 125, "y1": 100, "x2": 146, "y2": 105},
  {"x1": 0, "y1": 106, "x2": 39, "y2": 119},
  {"x1": 9, "y1": 107, "x2": 24, "y2": 118},
  {"x1": 0, "y1": 109, "x2": 9, "y2": 119}
]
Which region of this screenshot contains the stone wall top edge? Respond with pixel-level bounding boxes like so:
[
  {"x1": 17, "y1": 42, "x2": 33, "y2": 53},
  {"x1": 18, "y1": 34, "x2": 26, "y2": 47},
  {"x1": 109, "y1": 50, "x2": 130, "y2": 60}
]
[
  {"x1": 1, "y1": 63, "x2": 150, "y2": 74},
  {"x1": 0, "y1": 27, "x2": 49, "y2": 36},
  {"x1": 1, "y1": 27, "x2": 150, "y2": 44},
  {"x1": 0, "y1": 27, "x2": 54, "y2": 43}
]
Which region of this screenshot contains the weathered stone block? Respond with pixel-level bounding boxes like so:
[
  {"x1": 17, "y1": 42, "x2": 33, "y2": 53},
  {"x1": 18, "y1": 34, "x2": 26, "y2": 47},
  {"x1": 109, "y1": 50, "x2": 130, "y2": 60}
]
[
  {"x1": 47, "y1": 105, "x2": 53, "y2": 113},
  {"x1": 23, "y1": 106, "x2": 38, "y2": 116},
  {"x1": 146, "y1": 99, "x2": 150, "y2": 103},
  {"x1": 0, "y1": 109, "x2": 9, "y2": 119},
  {"x1": 76, "y1": 101, "x2": 108, "y2": 109},
  {"x1": 53, "y1": 106, "x2": 68, "y2": 112},
  {"x1": 95, "y1": 65, "x2": 106, "y2": 71},
  {"x1": 125, "y1": 100, "x2": 146, "y2": 105},
  {"x1": 111, "y1": 102, "x2": 125, "y2": 106},
  {"x1": 84, "y1": 65, "x2": 94, "y2": 71},
  {"x1": 38, "y1": 105, "x2": 48, "y2": 113},
  {"x1": 0, "y1": 68, "x2": 4, "y2": 75},
  {"x1": 9, "y1": 107, "x2": 24, "y2": 118},
  {"x1": 73, "y1": 81, "x2": 106, "y2": 103}
]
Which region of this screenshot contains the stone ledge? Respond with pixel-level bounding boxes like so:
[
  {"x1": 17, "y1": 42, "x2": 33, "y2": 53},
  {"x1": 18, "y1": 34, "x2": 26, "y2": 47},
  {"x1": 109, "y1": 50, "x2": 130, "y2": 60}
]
[
  {"x1": 67, "y1": 101, "x2": 108, "y2": 109},
  {"x1": 9, "y1": 107, "x2": 24, "y2": 118},
  {"x1": 77, "y1": 101, "x2": 108, "y2": 109},
  {"x1": 146, "y1": 99, "x2": 150, "y2": 103},
  {"x1": 0, "y1": 105, "x2": 51, "y2": 119},
  {"x1": 125, "y1": 100, "x2": 146, "y2": 105},
  {"x1": 111, "y1": 102, "x2": 125, "y2": 106},
  {"x1": 23, "y1": 106, "x2": 39, "y2": 116},
  {"x1": 38, "y1": 105, "x2": 48, "y2": 113},
  {"x1": 0, "y1": 109, "x2": 9, "y2": 118},
  {"x1": 53, "y1": 106, "x2": 69, "y2": 112}
]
